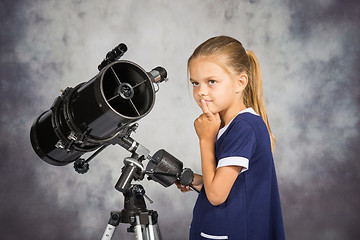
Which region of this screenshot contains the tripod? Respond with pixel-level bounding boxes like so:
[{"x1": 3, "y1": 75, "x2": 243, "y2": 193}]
[
  {"x1": 70, "y1": 125, "x2": 192, "y2": 239},
  {"x1": 101, "y1": 184, "x2": 162, "y2": 240}
]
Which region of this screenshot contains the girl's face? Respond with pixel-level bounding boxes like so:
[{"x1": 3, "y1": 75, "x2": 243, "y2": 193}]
[{"x1": 189, "y1": 57, "x2": 245, "y2": 119}]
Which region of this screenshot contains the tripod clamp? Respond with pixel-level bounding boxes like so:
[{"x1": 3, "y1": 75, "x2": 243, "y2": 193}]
[{"x1": 101, "y1": 184, "x2": 162, "y2": 240}]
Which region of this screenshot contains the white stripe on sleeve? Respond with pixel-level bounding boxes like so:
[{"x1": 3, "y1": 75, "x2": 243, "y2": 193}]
[{"x1": 217, "y1": 156, "x2": 249, "y2": 174}]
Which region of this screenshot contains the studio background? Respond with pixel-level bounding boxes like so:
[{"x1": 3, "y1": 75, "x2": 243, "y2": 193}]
[{"x1": 1, "y1": 0, "x2": 359, "y2": 239}]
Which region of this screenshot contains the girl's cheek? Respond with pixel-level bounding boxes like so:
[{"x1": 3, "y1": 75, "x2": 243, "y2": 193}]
[{"x1": 193, "y1": 90, "x2": 199, "y2": 100}]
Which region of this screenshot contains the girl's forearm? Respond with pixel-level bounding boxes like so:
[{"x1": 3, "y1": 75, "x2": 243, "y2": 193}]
[
  {"x1": 199, "y1": 139, "x2": 218, "y2": 201},
  {"x1": 199, "y1": 139, "x2": 241, "y2": 206},
  {"x1": 192, "y1": 173, "x2": 204, "y2": 191}
]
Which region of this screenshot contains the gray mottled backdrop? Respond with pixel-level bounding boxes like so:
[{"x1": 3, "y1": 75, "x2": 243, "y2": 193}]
[{"x1": 1, "y1": 0, "x2": 359, "y2": 239}]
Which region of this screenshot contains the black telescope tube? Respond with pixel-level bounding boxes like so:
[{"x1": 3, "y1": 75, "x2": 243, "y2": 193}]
[{"x1": 30, "y1": 60, "x2": 160, "y2": 166}]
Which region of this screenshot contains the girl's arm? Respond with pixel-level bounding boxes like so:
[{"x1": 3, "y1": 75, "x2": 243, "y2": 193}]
[
  {"x1": 191, "y1": 173, "x2": 203, "y2": 191},
  {"x1": 199, "y1": 138, "x2": 242, "y2": 206},
  {"x1": 195, "y1": 100, "x2": 242, "y2": 206}
]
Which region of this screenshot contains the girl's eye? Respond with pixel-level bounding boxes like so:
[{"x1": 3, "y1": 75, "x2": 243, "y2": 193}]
[
  {"x1": 208, "y1": 80, "x2": 216, "y2": 85},
  {"x1": 191, "y1": 81, "x2": 199, "y2": 87}
]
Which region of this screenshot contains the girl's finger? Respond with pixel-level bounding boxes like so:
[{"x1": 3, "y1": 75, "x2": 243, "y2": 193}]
[{"x1": 200, "y1": 100, "x2": 214, "y2": 119}]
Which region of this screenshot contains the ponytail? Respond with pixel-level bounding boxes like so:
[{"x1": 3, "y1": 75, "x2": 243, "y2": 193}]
[{"x1": 245, "y1": 50, "x2": 275, "y2": 150}]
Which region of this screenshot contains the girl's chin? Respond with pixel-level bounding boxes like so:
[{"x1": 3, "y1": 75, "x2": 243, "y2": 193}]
[{"x1": 205, "y1": 108, "x2": 220, "y2": 115}]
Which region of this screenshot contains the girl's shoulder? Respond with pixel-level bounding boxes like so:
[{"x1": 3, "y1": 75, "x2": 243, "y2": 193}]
[
  {"x1": 235, "y1": 112, "x2": 263, "y2": 127},
  {"x1": 217, "y1": 108, "x2": 260, "y2": 140},
  {"x1": 230, "y1": 111, "x2": 268, "y2": 139},
  {"x1": 233, "y1": 108, "x2": 264, "y2": 130}
]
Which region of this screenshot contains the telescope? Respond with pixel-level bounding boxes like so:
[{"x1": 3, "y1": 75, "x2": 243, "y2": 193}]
[{"x1": 29, "y1": 43, "x2": 195, "y2": 239}]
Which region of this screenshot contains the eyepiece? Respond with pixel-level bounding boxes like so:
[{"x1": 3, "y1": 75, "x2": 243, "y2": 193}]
[
  {"x1": 149, "y1": 67, "x2": 168, "y2": 83},
  {"x1": 106, "y1": 43, "x2": 127, "y2": 60},
  {"x1": 98, "y1": 43, "x2": 128, "y2": 71}
]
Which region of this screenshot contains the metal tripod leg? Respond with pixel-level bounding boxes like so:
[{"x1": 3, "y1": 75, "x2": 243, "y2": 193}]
[
  {"x1": 134, "y1": 213, "x2": 163, "y2": 240},
  {"x1": 100, "y1": 211, "x2": 163, "y2": 240},
  {"x1": 145, "y1": 213, "x2": 162, "y2": 240},
  {"x1": 101, "y1": 224, "x2": 117, "y2": 240},
  {"x1": 100, "y1": 185, "x2": 163, "y2": 240},
  {"x1": 101, "y1": 212, "x2": 121, "y2": 240},
  {"x1": 134, "y1": 214, "x2": 144, "y2": 240}
]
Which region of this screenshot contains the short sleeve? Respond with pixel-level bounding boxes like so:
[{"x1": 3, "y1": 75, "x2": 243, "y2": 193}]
[{"x1": 216, "y1": 120, "x2": 256, "y2": 173}]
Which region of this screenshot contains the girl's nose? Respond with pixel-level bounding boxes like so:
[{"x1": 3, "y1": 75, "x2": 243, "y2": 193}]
[{"x1": 198, "y1": 85, "x2": 207, "y2": 96}]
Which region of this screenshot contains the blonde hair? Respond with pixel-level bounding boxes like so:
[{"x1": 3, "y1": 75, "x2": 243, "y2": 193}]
[{"x1": 188, "y1": 36, "x2": 275, "y2": 150}]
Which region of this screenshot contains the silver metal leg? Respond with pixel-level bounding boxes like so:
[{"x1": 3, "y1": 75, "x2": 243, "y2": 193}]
[
  {"x1": 146, "y1": 215, "x2": 156, "y2": 240},
  {"x1": 100, "y1": 200, "x2": 162, "y2": 240},
  {"x1": 153, "y1": 223, "x2": 163, "y2": 240},
  {"x1": 101, "y1": 224, "x2": 117, "y2": 240},
  {"x1": 100, "y1": 215, "x2": 163, "y2": 240},
  {"x1": 134, "y1": 215, "x2": 144, "y2": 240},
  {"x1": 143, "y1": 217, "x2": 162, "y2": 240}
]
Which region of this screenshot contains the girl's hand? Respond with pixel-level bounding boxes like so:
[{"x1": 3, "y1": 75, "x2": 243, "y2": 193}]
[
  {"x1": 175, "y1": 173, "x2": 203, "y2": 193},
  {"x1": 194, "y1": 100, "x2": 221, "y2": 142},
  {"x1": 175, "y1": 180, "x2": 192, "y2": 192}
]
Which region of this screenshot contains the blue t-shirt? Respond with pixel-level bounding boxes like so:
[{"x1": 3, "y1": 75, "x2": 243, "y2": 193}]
[{"x1": 190, "y1": 108, "x2": 285, "y2": 240}]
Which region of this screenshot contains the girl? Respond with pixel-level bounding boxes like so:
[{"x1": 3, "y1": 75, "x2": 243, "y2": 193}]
[{"x1": 177, "y1": 36, "x2": 285, "y2": 240}]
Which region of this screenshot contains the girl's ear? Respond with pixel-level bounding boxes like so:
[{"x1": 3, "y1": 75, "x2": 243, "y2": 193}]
[{"x1": 235, "y1": 73, "x2": 248, "y2": 93}]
